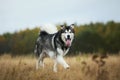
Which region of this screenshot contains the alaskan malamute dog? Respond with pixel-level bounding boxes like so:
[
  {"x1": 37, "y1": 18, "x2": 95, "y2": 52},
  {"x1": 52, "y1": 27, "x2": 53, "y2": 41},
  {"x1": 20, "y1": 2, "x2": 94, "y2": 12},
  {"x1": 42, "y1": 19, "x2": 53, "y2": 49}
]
[{"x1": 34, "y1": 24, "x2": 75, "y2": 72}]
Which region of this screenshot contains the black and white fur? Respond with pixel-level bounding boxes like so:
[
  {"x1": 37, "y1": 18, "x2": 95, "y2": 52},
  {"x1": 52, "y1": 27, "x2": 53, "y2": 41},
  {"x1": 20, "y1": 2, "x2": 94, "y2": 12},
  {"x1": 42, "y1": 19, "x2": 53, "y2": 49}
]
[{"x1": 34, "y1": 24, "x2": 75, "y2": 72}]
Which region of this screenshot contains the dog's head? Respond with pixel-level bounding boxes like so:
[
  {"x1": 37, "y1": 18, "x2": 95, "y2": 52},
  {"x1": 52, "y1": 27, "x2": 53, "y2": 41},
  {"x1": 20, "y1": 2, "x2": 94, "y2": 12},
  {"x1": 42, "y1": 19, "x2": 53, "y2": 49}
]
[{"x1": 60, "y1": 24, "x2": 75, "y2": 47}]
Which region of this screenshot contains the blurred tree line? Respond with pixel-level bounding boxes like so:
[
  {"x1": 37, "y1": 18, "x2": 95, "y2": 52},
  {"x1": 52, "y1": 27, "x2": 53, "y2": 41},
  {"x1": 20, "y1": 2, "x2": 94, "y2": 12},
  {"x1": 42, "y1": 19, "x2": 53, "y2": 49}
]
[{"x1": 0, "y1": 21, "x2": 120, "y2": 55}]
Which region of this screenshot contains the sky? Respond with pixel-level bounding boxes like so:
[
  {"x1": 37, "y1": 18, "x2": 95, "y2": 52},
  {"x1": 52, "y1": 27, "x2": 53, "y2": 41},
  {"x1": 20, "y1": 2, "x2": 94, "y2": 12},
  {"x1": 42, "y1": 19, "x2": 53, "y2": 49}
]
[{"x1": 0, "y1": 0, "x2": 120, "y2": 34}]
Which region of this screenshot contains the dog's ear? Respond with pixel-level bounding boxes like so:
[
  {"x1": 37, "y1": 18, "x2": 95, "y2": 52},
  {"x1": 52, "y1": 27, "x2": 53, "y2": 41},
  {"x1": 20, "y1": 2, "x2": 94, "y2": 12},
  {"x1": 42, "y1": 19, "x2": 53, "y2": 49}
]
[
  {"x1": 60, "y1": 25, "x2": 65, "y2": 29},
  {"x1": 70, "y1": 24, "x2": 74, "y2": 29}
]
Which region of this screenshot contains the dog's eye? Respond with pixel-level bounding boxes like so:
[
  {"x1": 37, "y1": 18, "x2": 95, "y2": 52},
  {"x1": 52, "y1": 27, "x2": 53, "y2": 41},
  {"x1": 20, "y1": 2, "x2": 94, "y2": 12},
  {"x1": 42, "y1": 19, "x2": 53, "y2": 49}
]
[
  {"x1": 69, "y1": 30, "x2": 72, "y2": 33},
  {"x1": 65, "y1": 30, "x2": 67, "y2": 33}
]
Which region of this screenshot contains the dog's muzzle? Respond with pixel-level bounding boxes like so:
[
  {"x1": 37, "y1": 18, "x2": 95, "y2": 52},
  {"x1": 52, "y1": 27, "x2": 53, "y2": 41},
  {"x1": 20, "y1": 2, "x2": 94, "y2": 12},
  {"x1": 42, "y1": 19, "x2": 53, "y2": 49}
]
[{"x1": 65, "y1": 35, "x2": 71, "y2": 47}]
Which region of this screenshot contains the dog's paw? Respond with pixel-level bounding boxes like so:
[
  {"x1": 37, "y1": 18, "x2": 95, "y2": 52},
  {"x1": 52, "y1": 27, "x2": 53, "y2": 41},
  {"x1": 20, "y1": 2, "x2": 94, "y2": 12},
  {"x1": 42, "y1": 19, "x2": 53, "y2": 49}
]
[
  {"x1": 53, "y1": 67, "x2": 57, "y2": 72},
  {"x1": 53, "y1": 68, "x2": 57, "y2": 73},
  {"x1": 66, "y1": 66, "x2": 70, "y2": 69}
]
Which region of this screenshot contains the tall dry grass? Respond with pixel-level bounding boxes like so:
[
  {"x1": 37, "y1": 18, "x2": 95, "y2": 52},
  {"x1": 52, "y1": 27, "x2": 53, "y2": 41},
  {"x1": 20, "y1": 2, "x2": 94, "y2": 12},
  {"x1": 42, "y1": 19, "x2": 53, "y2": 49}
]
[{"x1": 0, "y1": 54, "x2": 120, "y2": 80}]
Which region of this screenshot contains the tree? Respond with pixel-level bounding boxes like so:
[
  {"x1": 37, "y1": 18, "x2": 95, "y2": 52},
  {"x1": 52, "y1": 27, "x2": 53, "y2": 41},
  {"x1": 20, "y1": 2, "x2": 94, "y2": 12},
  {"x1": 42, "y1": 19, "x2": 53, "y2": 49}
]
[{"x1": 0, "y1": 36, "x2": 7, "y2": 54}]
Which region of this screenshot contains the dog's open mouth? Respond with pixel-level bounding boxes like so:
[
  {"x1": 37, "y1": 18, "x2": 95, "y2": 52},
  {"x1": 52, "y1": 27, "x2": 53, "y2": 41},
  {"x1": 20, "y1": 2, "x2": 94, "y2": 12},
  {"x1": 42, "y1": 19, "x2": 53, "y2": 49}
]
[{"x1": 66, "y1": 39, "x2": 71, "y2": 47}]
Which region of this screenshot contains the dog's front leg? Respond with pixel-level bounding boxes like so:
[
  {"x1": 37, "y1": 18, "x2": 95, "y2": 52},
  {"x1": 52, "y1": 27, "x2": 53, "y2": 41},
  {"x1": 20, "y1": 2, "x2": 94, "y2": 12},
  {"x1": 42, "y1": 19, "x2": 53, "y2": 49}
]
[
  {"x1": 56, "y1": 48, "x2": 70, "y2": 69},
  {"x1": 56, "y1": 55, "x2": 69, "y2": 69}
]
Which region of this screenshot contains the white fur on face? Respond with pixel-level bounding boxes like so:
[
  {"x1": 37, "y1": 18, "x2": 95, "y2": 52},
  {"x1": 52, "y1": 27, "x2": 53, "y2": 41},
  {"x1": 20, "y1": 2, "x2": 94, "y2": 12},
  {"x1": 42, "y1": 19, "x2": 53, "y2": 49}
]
[{"x1": 61, "y1": 29, "x2": 74, "y2": 46}]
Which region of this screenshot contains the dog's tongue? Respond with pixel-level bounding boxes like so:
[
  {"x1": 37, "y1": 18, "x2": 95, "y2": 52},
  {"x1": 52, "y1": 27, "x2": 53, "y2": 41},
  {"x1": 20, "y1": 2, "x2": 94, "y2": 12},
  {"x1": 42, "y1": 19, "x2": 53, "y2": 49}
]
[{"x1": 66, "y1": 40, "x2": 71, "y2": 47}]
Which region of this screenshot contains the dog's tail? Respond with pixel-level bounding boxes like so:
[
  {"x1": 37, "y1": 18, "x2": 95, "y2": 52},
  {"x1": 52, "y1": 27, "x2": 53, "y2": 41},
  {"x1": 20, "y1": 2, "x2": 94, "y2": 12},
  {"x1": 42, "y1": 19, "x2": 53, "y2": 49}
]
[{"x1": 40, "y1": 24, "x2": 58, "y2": 34}]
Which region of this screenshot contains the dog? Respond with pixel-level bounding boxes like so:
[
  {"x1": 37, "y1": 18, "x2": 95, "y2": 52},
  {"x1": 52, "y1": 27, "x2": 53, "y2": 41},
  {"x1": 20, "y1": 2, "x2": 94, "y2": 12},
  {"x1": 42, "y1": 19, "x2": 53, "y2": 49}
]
[{"x1": 34, "y1": 24, "x2": 75, "y2": 72}]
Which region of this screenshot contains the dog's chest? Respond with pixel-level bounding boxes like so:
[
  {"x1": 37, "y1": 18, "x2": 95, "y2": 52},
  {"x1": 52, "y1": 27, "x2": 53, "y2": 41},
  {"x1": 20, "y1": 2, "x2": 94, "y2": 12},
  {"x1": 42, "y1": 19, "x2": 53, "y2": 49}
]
[{"x1": 57, "y1": 47, "x2": 69, "y2": 56}]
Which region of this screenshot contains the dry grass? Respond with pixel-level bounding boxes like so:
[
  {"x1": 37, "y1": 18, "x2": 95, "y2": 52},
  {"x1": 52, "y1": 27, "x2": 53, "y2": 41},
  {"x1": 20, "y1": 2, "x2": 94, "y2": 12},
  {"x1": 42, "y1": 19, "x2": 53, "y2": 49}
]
[{"x1": 0, "y1": 54, "x2": 120, "y2": 80}]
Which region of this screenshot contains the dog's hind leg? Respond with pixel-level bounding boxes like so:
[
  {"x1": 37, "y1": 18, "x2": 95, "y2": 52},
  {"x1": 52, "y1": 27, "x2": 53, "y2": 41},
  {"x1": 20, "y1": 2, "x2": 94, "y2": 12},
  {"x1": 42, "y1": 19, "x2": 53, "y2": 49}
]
[
  {"x1": 53, "y1": 60, "x2": 58, "y2": 72},
  {"x1": 36, "y1": 52, "x2": 46, "y2": 69},
  {"x1": 36, "y1": 59, "x2": 39, "y2": 70}
]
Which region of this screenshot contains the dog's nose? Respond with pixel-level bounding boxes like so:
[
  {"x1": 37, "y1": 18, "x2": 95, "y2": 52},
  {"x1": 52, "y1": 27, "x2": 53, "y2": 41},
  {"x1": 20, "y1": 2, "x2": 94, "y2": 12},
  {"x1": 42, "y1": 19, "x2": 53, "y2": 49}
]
[{"x1": 67, "y1": 35, "x2": 70, "y2": 39}]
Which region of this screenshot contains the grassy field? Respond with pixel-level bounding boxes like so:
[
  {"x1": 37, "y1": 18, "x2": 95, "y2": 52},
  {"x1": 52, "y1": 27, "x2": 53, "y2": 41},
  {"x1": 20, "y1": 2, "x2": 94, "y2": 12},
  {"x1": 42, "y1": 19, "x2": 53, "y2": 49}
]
[{"x1": 0, "y1": 54, "x2": 120, "y2": 80}]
